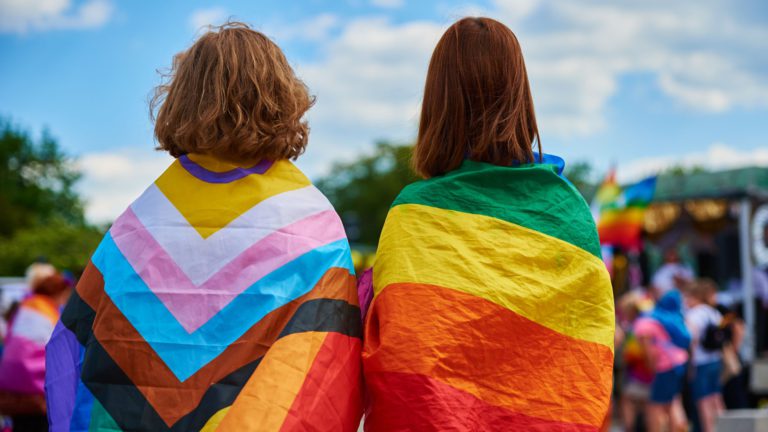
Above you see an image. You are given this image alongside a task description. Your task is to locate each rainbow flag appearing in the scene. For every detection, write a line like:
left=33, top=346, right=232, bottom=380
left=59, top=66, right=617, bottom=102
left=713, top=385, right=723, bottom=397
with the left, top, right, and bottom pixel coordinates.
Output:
left=363, top=159, right=615, bottom=431
left=594, top=174, right=657, bottom=251
left=45, top=154, right=363, bottom=431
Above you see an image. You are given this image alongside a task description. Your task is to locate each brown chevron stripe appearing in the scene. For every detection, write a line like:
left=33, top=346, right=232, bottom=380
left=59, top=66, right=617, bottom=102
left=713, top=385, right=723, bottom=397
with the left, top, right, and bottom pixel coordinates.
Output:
left=74, top=262, right=358, bottom=426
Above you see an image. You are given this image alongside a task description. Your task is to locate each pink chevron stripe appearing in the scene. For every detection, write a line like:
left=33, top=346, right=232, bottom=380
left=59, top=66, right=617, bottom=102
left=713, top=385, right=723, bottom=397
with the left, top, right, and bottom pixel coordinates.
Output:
left=110, top=208, right=346, bottom=333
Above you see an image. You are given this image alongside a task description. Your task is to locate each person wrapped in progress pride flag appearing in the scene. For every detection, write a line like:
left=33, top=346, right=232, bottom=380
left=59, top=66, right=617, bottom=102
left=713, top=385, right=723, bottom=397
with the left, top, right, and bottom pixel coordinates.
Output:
left=45, top=22, right=363, bottom=432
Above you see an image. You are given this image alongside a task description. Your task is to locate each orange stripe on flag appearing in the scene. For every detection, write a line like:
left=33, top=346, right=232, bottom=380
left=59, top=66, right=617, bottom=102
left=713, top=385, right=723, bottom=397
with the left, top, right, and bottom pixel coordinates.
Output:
left=363, top=283, right=613, bottom=427
left=280, top=333, right=363, bottom=431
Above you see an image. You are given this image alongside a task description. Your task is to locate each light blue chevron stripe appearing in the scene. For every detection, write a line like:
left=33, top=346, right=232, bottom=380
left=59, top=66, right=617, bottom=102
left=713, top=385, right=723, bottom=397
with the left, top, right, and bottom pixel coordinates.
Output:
left=91, top=234, right=353, bottom=382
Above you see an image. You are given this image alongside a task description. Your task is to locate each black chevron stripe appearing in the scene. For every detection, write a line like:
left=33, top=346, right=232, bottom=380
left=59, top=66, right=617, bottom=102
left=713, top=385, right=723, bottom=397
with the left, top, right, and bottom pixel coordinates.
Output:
left=60, top=292, right=361, bottom=431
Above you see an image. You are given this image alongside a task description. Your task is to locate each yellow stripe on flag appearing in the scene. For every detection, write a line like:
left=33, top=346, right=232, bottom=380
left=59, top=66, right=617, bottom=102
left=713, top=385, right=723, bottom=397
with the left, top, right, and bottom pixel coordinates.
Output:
left=155, top=160, right=311, bottom=238
left=374, top=204, right=614, bottom=349
left=216, top=332, right=327, bottom=431
left=201, top=407, right=230, bottom=432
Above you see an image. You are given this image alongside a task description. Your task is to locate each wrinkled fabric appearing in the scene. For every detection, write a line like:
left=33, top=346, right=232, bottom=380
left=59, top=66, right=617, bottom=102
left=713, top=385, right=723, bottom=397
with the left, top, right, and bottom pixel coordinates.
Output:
left=363, top=159, right=615, bottom=431
left=45, top=154, right=363, bottom=431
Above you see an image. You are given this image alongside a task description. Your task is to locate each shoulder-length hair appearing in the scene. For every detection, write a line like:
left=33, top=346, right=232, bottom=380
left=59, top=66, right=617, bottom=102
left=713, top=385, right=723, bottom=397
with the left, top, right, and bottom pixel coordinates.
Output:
left=413, top=17, right=540, bottom=178
left=151, top=22, right=314, bottom=162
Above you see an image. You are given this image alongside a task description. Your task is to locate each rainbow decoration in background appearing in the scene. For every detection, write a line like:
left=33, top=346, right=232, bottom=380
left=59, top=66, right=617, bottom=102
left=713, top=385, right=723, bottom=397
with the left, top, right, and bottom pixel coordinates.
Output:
left=45, top=154, right=363, bottom=431
left=593, top=170, right=657, bottom=251
left=363, top=158, right=615, bottom=431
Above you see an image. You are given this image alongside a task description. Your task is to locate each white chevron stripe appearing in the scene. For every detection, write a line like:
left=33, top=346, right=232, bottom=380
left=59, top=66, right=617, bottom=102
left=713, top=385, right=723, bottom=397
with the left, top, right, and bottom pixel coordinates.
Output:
left=128, top=185, right=334, bottom=285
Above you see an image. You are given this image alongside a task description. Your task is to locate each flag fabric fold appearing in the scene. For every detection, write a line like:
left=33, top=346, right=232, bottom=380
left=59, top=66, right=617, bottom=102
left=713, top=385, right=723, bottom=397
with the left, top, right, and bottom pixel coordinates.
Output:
left=363, top=159, right=615, bottom=431
left=45, top=154, right=363, bottom=432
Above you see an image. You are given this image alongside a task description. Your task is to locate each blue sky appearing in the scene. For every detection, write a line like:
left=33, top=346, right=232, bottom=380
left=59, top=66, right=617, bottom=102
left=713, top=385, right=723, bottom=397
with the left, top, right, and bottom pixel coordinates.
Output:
left=1, top=0, right=767, bottom=222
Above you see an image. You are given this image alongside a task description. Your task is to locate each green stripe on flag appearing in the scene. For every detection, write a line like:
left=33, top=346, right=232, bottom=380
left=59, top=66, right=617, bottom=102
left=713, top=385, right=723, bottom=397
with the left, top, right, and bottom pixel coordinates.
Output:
left=392, top=160, right=601, bottom=258
left=89, top=397, right=121, bottom=432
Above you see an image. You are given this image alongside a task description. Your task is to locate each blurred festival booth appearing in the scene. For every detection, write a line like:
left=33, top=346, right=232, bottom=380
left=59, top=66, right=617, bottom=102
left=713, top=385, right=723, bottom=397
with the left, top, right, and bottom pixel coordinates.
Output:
left=595, top=164, right=768, bottom=395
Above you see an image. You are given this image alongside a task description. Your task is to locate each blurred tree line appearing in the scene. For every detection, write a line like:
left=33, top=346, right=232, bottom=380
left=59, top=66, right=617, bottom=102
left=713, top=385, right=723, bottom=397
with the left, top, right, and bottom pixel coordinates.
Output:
left=316, top=142, right=598, bottom=247
left=316, top=142, right=419, bottom=246
left=0, top=118, right=103, bottom=275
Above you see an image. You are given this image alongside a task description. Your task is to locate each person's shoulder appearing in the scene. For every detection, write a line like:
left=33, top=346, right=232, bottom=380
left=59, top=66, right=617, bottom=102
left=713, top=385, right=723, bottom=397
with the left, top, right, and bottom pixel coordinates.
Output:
left=391, top=161, right=602, bottom=258
left=706, top=304, right=723, bottom=321
left=685, top=304, right=706, bottom=321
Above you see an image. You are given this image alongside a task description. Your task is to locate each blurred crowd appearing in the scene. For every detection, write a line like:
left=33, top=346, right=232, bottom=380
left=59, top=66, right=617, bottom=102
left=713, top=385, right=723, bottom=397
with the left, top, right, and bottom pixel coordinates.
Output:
left=614, top=249, right=767, bottom=432
left=0, top=262, right=74, bottom=432
left=0, top=251, right=765, bottom=432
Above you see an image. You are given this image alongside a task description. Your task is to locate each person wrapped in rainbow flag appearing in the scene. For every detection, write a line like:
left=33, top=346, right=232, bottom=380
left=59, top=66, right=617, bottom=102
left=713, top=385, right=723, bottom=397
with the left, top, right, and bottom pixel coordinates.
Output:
left=45, top=23, right=362, bottom=432
left=361, top=18, right=615, bottom=431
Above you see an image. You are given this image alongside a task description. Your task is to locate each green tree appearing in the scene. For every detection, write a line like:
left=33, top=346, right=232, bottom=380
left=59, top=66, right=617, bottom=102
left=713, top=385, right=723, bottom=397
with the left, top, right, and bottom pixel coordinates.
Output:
left=0, top=219, right=103, bottom=275
left=316, top=142, right=418, bottom=247
left=0, top=118, right=85, bottom=237
left=0, top=117, right=103, bottom=275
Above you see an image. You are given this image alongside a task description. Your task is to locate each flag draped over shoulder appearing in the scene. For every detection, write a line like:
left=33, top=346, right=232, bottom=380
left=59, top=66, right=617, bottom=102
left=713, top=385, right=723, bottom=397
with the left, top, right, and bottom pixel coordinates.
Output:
left=45, top=154, right=363, bottom=432
left=363, top=159, right=615, bottom=431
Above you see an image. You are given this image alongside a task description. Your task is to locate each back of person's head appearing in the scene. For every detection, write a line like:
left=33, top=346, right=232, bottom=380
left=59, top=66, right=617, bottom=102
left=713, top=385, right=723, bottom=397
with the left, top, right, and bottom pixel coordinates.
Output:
left=663, top=248, right=680, bottom=264
left=655, top=289, right=683, bottom=313
left=413, top=17, right=540, bottom=178
left=33, top=273, right=72, bottom=299
left=151, top=22, right=314, bottom=162
left=25, top=262, right=56, bottom=292
left=685, top=278, right=718, bottom=304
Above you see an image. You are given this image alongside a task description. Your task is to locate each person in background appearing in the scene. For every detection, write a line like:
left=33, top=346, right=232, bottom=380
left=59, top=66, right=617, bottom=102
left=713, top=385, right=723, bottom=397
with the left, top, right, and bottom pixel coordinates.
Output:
left=711, top=288, right=749, bottom=409
left=618, top=291, right=654, bottom=431
left=651, top=248, right=693, bottom=299
left=684, top=279, right=725, bottom=432
left=23, top=263, right=55, bottom=294
left=635, top=290, right=691, bottom=432
left=753, top=266, right=768, bottom=356
left=0, top=273, right=72, bottom=432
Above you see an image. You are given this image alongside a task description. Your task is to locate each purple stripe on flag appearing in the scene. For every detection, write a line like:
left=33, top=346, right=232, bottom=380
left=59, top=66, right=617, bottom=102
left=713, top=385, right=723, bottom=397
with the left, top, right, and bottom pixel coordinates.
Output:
left=179, top=155, right=273, bottom=183
left=45, top=321, right=82, bottom=432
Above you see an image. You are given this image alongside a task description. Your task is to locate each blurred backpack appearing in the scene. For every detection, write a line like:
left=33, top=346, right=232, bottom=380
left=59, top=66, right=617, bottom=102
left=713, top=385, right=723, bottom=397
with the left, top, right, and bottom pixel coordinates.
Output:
left=701, top=321, right=732, bottom=351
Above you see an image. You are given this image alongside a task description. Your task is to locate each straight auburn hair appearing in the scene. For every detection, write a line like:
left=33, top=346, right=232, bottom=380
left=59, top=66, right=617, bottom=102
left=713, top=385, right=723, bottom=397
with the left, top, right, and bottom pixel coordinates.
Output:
left=151, top=22, right=313, bottom=162
left=413, top=17, right=540, bottom=178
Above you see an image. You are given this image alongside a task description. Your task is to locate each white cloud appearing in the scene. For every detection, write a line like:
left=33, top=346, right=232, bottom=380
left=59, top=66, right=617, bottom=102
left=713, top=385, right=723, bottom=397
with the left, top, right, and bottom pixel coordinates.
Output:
left=77, top=149, right=171, bottom=223
left=263, top=13, right=340, bottom=42
left=291, top=0, right=768, bottom=171
left=0, top=0, right=112, bottom=33
left=188, top=7, right=228, bottom=32
left=491, top=0, right=541, bottom=23
left=504, top=0, right=768, bottom=134
left=295, top=17, right=442, bottom=176
left=618, top=143, right=768, bottom=183
left=370, top=0, right=404, bottom=9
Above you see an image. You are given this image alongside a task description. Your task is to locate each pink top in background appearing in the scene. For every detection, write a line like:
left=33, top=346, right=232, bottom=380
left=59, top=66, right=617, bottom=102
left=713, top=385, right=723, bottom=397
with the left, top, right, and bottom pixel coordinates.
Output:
left=633, top=316, right=688, bottom=373
left=0, top=295, right=60, bottom=395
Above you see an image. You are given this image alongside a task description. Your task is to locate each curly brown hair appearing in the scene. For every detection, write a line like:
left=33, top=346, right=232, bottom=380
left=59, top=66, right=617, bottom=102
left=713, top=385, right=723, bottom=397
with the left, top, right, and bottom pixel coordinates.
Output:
left=151, top=22, right=314, bottom=161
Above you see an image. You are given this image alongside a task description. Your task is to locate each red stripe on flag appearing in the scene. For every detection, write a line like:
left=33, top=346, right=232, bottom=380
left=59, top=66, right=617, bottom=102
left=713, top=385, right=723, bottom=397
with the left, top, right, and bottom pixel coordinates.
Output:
left=280, top=333, right=364, bottom=432
left=364, top=372, right=599, bottom=432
